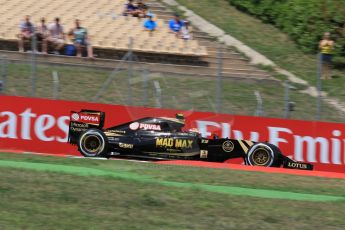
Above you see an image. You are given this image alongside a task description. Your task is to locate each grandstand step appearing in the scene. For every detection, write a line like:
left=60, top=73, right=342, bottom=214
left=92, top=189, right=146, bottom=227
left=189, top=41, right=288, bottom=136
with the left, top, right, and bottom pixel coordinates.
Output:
left=200, top=56, right=255, bottom=66
left=202, top=47, right=245, bottom=57
left=0, top=50, right=275, bottom=82
left=0, top=40, right=263, bottom=75
left=206, top=61, right=261, bottom=70
left=193, top=34, right=218, bottom=42
left=205, top=51, right=249, bottom=60
left=0, top=40, right=245, bottom=67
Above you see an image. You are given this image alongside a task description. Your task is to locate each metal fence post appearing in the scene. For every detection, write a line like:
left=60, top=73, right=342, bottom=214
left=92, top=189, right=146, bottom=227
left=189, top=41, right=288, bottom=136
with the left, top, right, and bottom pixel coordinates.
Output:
left=127, top=37, right=133, bottom=105
left=93, top=48, right=132, bottom=102
left=316, top=53, right=322, bottom=120
left=142, top=69, right=148, bottom=106
left=31, top=34, right=37, bottom=97
left=284, top=81, right=290, bottom=119
left=52, top=71, right=59, bottom=99
left=254, top=91, right=263, bottom=116
left=153, top=81, right=162, bottom=108
left=216, top=45, right=223, bottom=114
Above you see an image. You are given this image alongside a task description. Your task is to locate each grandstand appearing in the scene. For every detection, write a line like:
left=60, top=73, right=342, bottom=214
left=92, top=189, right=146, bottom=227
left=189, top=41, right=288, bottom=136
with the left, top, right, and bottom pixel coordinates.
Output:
left=0, top=0, right=207, bottom=55
left=0, top=0, right=273, bottom=81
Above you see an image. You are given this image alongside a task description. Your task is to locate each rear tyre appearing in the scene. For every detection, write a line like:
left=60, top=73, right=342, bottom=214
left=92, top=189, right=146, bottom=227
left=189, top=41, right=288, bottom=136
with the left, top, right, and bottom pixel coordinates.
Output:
left=245, top=143, right=280, bottom=167
left=78, top=129, right=108, bottom=157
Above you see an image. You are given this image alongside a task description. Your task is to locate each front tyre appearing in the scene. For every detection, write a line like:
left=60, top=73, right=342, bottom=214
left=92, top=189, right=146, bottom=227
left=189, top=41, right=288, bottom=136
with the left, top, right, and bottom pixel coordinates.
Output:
left=245, top=143, right=280, bottom=167
left=78, top=129, right=108, bottom=157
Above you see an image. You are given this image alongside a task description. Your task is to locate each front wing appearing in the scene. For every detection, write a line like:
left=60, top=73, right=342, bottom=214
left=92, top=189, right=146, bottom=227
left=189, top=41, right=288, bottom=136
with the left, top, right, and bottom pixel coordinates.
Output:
left=282, top=157, right=313, bottom=170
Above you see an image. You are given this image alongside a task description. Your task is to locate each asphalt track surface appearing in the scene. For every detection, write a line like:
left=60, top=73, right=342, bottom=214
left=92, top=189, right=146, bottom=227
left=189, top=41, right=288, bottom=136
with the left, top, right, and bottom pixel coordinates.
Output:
left=1, top=152, right=345, bottom=202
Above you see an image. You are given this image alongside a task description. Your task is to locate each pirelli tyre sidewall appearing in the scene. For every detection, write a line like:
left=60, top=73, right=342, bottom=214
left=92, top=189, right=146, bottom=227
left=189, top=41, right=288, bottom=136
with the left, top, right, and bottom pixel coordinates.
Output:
left=246, top=143, right=279, bottom=167
left=78, top=129, right=108, bottom=157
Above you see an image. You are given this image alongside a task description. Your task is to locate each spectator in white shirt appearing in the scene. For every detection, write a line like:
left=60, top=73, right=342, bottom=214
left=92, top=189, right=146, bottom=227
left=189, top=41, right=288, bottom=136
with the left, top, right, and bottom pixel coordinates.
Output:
left=47, top=17, right=65, bottom=54
left=180, top=21, right=192, bottom=40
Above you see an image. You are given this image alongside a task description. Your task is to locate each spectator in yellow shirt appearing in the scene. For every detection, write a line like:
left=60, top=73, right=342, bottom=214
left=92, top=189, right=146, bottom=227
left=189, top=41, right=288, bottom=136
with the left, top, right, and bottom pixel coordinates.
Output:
left=319, top=32, right=335, bottom=80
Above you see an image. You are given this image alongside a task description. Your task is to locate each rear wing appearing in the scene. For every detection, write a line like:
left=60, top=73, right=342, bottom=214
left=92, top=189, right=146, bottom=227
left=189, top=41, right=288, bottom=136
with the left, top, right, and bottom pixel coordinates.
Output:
left=68, top=110, right=105, bottom=144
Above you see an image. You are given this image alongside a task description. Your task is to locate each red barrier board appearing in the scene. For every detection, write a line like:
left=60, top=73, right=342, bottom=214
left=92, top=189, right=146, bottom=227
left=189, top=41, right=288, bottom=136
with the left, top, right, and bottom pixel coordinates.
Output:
left=0, top=95, right=345, bottom=173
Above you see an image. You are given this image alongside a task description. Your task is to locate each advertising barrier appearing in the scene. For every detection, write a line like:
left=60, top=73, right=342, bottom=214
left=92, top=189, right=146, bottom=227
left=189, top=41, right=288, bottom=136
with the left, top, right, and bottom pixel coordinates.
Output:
left=1, top=95, right=345, bottom=173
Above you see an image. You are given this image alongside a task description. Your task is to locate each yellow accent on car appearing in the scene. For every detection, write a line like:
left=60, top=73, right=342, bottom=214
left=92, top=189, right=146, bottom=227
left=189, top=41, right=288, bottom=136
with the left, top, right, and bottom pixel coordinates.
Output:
left=245, top=140, right=254, bottom=147
left=238, top=140, right=249, bottom=153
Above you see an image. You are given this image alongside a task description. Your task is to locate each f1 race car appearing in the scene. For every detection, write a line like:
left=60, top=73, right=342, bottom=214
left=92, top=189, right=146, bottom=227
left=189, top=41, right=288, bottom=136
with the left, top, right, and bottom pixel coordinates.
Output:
left=68, top=110, right=313, bottom=170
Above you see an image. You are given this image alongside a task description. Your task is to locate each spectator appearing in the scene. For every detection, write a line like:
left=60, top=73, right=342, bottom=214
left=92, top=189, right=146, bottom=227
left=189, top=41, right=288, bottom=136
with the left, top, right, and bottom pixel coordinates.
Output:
left=319, top=32, right=335, bottom=79
left=69, top=19, right=93, bottom=58
left=48, top=17, right=65, bottom=55
left=18, top=15, right=34, bottom=52
left=143, top=13, right=157, bottom=32
left=169, top=13, right=184, bottom=37
left=180, top=20, right=192, bottom=40
left=137, top=0, right=149, bottom=18
left=123, top=0, right=140, bottom=17
left=35, top=17, right=49, bottom=54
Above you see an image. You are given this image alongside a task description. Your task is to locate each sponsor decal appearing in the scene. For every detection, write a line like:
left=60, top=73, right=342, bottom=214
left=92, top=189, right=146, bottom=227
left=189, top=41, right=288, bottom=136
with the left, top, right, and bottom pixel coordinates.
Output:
left=283, top=161, right=314, bottom=170
left=129, top=122, right=140, bottom=130
left=201, top=139, right=209, bottom=144
left=222, top=140, right=234, bottom=152
left=70, top=112, right=100, bottom=125
left=70, top=122, right=88, bottom=128
left=130, top=122, right=161, bottom=131
left=0, top=108, right=69, bottom=142
left=288, top=162, right=307, bottom=169
left=70, top=127, right=87, bottom=132
left=107, top=137, right=120, bottom=141
left=71, top=113, right=80, bottom=121
left=156, top=138, right=193, bottom=149
left=166, top=149, right=183, bottom=153
left=139, top=123, right=161, bottom=131
left=119, top=143, right=134, bottom=149
left=284, top=161, right=312, bottom=170
left=107, top=130, right=126, bottom=134
left=79, top=113, right=100, bottom=125
left=200, top=150, right=208, bottom=158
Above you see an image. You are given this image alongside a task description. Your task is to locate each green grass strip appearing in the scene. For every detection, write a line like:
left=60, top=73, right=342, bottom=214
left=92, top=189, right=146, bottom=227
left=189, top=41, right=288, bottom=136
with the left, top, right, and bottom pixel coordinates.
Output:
left=0, top=160, right=343, bottom=202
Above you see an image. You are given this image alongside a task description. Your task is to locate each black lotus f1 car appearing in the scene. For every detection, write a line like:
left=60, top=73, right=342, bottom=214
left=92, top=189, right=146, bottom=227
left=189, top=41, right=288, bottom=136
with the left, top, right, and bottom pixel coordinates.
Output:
left=68, top=110, right=313, bottom=170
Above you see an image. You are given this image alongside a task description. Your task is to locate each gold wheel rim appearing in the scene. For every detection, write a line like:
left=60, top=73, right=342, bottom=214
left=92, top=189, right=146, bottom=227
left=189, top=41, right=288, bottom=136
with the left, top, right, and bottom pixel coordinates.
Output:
left=251, top=148, right=270, bottom=166
left=83, top=135, right=102, bottom=153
